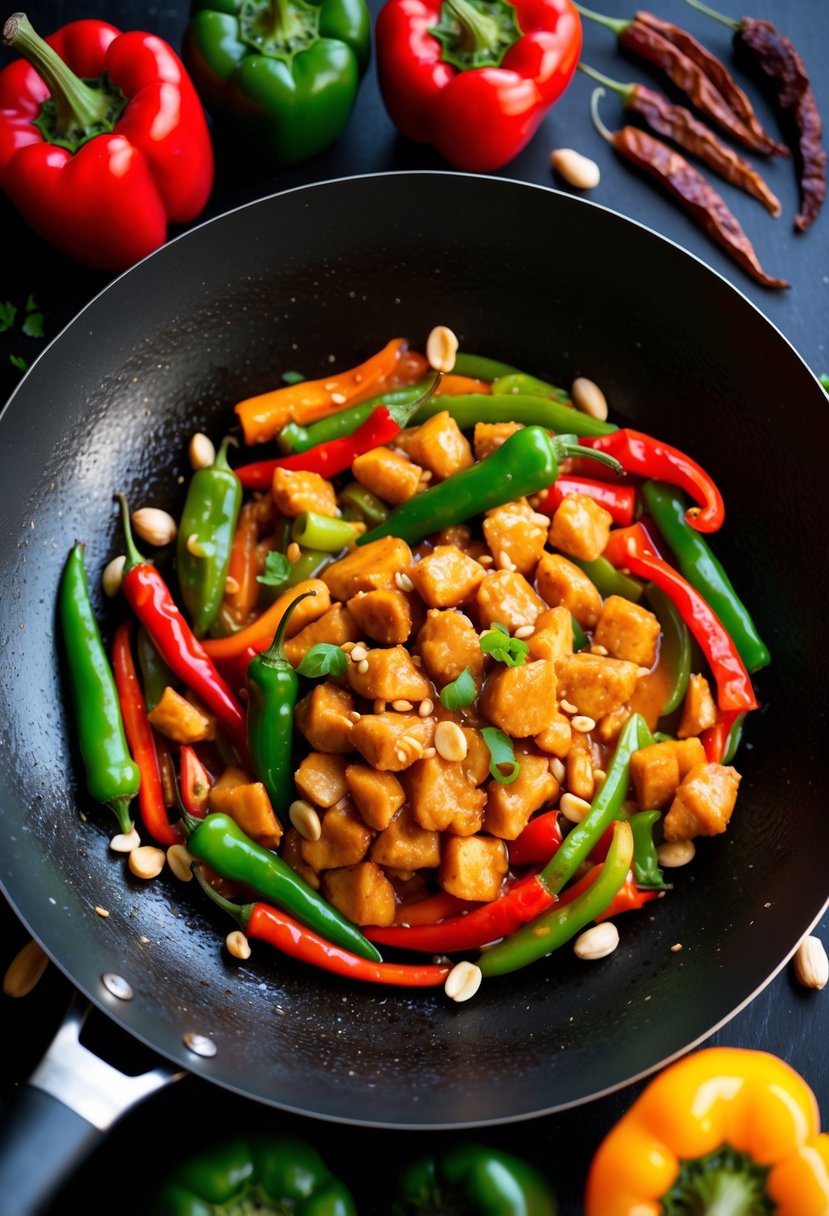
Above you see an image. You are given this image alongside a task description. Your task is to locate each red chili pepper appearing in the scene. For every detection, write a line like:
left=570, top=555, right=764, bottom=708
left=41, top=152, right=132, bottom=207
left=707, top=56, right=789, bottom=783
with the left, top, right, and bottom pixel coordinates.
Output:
left=111, top=620, right=181, bottom=845
left=578, top=429, right=724, bottom=533
left=538, top=475, right=636, bottom=525
left=179, top=745, right=212, bottom=818
left=508, top=810, right=564, bottom=867
left=563, top=865, right=663, bottom=921
left=700, top=708, right=741, bottom=763
left=603, top=523, right=757, bottom=713
left=117, top=495, right=249, bottom=760
left=375, top=0, right=581, bottom=172
left=233, top=405, right=405, bottom=491
left=393, top=890, right=476, bottom=926
left=0, top=15, right=213, bottom=270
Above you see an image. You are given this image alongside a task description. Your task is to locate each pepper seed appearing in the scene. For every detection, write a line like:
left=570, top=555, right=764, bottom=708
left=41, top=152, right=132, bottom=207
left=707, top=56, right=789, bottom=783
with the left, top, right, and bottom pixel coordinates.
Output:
left=559, top=699, right=579, bottom=715
left=289, top=799, right=322, bottom=841
left=444, top=960, right=482, bottom=1003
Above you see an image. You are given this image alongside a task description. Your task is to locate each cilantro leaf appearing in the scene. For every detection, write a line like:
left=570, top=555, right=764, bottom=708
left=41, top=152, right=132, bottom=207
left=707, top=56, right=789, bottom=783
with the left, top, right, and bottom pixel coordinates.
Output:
left=439, top=667, right=477, bottom=711
left=9, top=355, right=28, bottom=371
left=281, top=370, right=305, bottom=385
left=257, top=551, right=292, bottom=589
left=21, top=311, right=44, bottom=339
left=479, top=622, right=529, bottom=667
left=0, top=302, right=17, bottom=333
left=296, top=643, right=348, bottom=679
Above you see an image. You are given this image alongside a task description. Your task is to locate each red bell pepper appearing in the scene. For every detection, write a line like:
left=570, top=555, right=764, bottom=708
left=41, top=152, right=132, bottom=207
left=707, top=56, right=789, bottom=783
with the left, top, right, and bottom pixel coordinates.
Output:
left=0, top=14, right=213, bottom=270
left=375, top=0, right=581, bottom=171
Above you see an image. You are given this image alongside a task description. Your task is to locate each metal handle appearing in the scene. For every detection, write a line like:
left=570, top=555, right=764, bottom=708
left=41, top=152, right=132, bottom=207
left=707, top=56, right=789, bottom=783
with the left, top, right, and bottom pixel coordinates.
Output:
left=0, top=1000, right=182, bottom=1216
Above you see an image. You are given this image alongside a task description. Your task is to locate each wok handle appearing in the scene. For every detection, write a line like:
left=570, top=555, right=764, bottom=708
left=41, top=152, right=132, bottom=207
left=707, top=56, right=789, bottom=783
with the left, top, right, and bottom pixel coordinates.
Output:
left=0, top=999, right=182, bottom=1216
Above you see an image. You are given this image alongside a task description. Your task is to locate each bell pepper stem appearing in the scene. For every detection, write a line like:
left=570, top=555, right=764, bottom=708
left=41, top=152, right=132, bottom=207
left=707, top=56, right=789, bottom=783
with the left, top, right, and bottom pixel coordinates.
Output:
left=3, top=13, right=117, bottom=137
left=573, top=3, right=628, bottom=36
left=578, top=61, right=634, bottom=103
left=192, top=862, right=252, bottom=930
left=258, top=589, right=316, bottom=667
left=683, top=0, right=739, bottom=31
left=441, top=0, right=502, bottom=55
left=115, top=493, right=147, bottom=572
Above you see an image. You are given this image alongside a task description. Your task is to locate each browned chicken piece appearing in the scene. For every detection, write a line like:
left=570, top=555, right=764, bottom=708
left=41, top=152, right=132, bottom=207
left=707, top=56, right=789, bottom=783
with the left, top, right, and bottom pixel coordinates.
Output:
left=293, top=753, right=349, bottom=809
left=415, top=609, right=484, bottom=687
left=344, top=764, right=406, bottom=830
left=476, top=569, right=547, bottom=631
left=677, top=674, right=718, bottom=738
left=483, top=498, right=548, bottom=576
left=473, top=421, right=523, bottom=460
left=479, top=659, right=558, bottom=738
left=271, top=467, right=338, bottom=518
left=439, top=835, right=508, bottom=902
left=405, top=755, right=487, bottom=836
left=548, top=493, right=613, bottom=562
left=295, top=682, right=356, bottom=753
left=323, top=536, right=413, bottom=600
left=208, top=768, right=282, bottom=850
left=663, top=763, right=741, bottom=842
left=534, top=713, right=573, bottom=758
left=409, top=544, right=484, bottom=608
left=348, top=588, right=417, bottom=645
left=148, top=685, right=215, bottom=744
left=281, top=828, right=321, bottom=889
left=351, top=446, right=422, bottom=504
left=594, top=595, right=662, bottom=668
left=566, top=731, right=596, bottom=801
left=371, top=806, right=441, bottom=869
left=536, top=553, right=603, bottom=629
left=555, top=653, right=639, bottom=720
left=346, top=645, right=432, bottom=701
left=349, top=712, right=435, bottom=772
left=406, top=409, right=474, bottom=480
left=284, top=603, right=361, bottom=666
left=630, top=742, right=681, bottom=810
left=322, top=861, right=396, bottom=927
left=668, top=736, right=707, bottom=777
left=300, top=803, right=375, bottom=870
left=595, top=706, right=632, bottom=745
left=458, top=724, right=491, bottom=785
left=527, top=606, right=575, bottom=663
left=485, top=750, right=558, bottom=839
left=431, top=524, right=472, bottom=549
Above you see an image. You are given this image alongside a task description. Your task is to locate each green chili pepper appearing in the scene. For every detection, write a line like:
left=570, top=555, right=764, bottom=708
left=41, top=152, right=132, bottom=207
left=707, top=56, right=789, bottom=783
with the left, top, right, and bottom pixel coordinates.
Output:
left=59, top=544, right=139, bottom=834
left=478, top=819, right=634, bottom=977
left=158, top=1133, right=357, bottom=1216
left=177, top=436, right=242, bottom=638
left=338, top=481, right=390, bottom=526
left=135, top=624, right=175, bottom=712
left=277, top=385, right=429, bottom=454
left=491, top=371, right=570, bottom=403
left=641, top=481, right=770, bottom=673
left=629, top=810, right=669, bottom=891
left=292, top=511, right=360, bottom=551
left=452, top=352, right=523, bottom=380
left=246, top=590, right=314, bottom=820
left=183, top=809, right=381, bottom=962
left=722, top=712, right=746, bottom=764
left=571, top=555, right=645, bottom=602
left=645, top=583, right=691, bottom=718
left=359, top=427, right=622, bottom=548
left=540, top=713, right=653, bottom=896
left=571, top=615, right=589, bottom=651
left=392, top=1143, right=557, bottom=1215
left=410, top=393, right=617, bottom=437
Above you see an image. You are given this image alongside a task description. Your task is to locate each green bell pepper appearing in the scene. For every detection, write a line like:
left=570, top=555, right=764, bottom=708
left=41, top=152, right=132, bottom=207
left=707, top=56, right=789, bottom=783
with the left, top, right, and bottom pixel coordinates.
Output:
left=158, top=1134, right=357, bottom=1216
left=183, top=0, right=371, bottom=165
left=393, top=1143, right=557, bottom=1216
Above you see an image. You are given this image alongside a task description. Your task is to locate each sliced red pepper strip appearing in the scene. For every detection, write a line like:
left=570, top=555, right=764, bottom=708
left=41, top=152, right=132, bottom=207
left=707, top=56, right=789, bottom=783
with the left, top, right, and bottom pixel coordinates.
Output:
left=603, top=524, right=757, bottom=713
left=393, top=890, right=476, bottom=926
left=700, top=708, right=741, bottom=763
left=538, top=475, right=636, bottom=525
left=233, top=405, right=403, bottom=490
left=111, top=619, right=181, bottom=845
left=579, top=429, right=724, bottom=533
left=179, top=744, right=212, bottom=819
left=508, top=810, right=564, bottom=867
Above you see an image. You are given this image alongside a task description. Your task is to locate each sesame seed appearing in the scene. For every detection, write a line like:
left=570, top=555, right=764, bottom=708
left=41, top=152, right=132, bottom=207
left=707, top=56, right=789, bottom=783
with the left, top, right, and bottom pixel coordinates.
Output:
left=560, top=699, right=578, bottom=715
left=330, top=392, right=347, bottom=404
left=392, top=699, right=413, bottom=711
left=350, top=644, right=368, bottom=662
left=418, top=699, right=434, bottom=717
left=514, top=624, right=534, bottom=639
left=395, top=749, right=408, bottom=763
left=497, top=549, right=516, bottom=571
left=95, top=906, right=110, bottom=918
left=422, top=747, right=437, bottom=759
left=347, top=710, right=361, bottom=722
left=357, top=659, right=369, bottom=674
left=590, top=644, right=609, bottom=656
left=395, top=571, right=414, bottom=591
left=572, top=715, right=595, bottom=733
left=478, top=554, right=494, bottom=566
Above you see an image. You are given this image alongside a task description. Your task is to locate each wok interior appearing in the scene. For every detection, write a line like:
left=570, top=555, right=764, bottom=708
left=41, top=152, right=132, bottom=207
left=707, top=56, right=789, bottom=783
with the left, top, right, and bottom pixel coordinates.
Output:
left=0, top=172, right=827, bottom=1127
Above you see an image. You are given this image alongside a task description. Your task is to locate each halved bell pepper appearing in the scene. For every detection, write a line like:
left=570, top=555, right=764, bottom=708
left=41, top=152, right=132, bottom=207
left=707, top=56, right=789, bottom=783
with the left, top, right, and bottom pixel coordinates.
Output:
left=393, top=1143, right=557, bottom=1215
left=183, top=0, right=371, bottom=165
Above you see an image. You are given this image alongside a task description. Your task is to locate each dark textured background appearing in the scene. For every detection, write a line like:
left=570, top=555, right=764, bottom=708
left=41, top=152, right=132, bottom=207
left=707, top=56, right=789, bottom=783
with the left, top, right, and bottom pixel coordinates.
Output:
left=1, top=1, right=827, bottom=1212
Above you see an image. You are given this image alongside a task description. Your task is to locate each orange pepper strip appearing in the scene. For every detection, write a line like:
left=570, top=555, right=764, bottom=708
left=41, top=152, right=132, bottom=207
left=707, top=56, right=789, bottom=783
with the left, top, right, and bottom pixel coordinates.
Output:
left=217, top=501, right=261, bottom=632
left=435, top=374, right=492, bottom=396
left=585, top=1047, right=829, bottom=1216
left=201, top=578, right=329, bottom=662
left=235, top=338, right=408, bottom=444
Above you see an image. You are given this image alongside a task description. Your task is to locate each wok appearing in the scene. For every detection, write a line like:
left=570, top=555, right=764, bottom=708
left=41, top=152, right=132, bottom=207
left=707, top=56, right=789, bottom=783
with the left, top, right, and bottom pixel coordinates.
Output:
left=1, top=170, right=828, bottom=1212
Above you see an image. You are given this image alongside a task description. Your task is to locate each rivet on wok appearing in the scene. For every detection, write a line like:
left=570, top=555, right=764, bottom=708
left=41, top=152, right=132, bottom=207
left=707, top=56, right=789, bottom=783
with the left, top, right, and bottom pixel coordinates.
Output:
left=184, top=1032, right=217, bottom=1058
left=102, top=972, right=134, bottom=1001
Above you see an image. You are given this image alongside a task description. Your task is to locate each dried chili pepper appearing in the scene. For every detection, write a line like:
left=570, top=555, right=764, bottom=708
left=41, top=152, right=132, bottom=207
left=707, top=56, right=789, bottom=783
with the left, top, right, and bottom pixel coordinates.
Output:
left=579, top=63, right=781, bottom=215
left=590, top=88, right=789, bottom=289
left=686, top=0, right=826, bottom=232
left=575, top=4, right=782, bottom=155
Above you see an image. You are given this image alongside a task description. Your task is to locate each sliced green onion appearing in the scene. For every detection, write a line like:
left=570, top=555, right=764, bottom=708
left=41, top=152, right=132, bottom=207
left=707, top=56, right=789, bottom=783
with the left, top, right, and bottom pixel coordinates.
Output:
left=291, top=512, right=359, bottom=552
left=481, top=727, right=520, bottom=784
left=439, top=667, right=477, bottom=711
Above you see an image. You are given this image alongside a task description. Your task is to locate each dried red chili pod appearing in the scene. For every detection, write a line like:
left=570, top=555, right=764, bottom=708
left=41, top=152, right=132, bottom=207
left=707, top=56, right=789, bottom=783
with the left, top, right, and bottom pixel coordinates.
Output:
left=686, top=0, right=826, bottom=232
left=579, top=63, right=781, bottom=215
left=590, top=88, right=789, bottom=289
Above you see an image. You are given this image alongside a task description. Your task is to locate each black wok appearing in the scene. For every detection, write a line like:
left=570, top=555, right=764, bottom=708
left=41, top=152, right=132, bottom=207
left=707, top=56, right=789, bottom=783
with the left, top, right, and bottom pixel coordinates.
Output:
left=1, top=171, right=827, bottom=1211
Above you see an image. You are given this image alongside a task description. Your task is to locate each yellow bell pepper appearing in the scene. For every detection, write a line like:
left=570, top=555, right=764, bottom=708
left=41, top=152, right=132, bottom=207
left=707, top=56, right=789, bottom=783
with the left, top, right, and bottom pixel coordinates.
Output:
left=585, top=1047, right=829, bottom=1215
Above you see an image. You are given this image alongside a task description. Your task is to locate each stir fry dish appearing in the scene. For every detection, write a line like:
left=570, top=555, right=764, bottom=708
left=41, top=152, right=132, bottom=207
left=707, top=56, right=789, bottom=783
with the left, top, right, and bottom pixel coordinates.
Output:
left=59, top=328, right=768, bottom=1003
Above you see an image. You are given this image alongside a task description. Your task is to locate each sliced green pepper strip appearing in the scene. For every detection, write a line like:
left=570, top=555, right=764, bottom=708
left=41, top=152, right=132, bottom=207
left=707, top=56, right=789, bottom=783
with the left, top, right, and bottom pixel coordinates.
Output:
left=478, top=820, right=634, bottom=977
left=452, top=351, right=523, bottom=380
left=283, top=547, right=334, bottom=588
left=338, top=481, right=390, bottom=525
left=645, top=582, right=692, bottom=717
left=183, top=810, right=382, bottom=963
left=491, top=371, right=570, bottom=403
left=176, top=435, right=243, bottom=638
left=722, top=712, right=746, bottom=764
left=292, top=512, right=360, bottom=551
left=641, top=481, right=770, bottom=673
left=135, top=624, right=176, bottom=712
left=359, top=427, right=622, bottom=547
left=571, top=615, right=589, bottom=651
left=277, top=384, right=428, bottom=454
left=572, top=555, right=645, bottom=602
left=630, top=810, right=669, bottom=891
left=410, top=393, right=618, bottom=437
left=393, top=1143, right=558, bottom=1215
left=540, top=712, right=653, bottom=896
